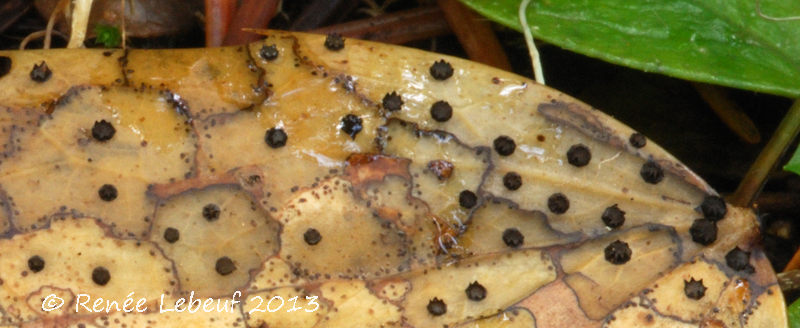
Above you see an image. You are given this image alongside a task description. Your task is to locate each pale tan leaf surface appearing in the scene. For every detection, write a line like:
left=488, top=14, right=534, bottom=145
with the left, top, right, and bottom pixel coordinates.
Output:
left=0, top=30, right=786, bottom=327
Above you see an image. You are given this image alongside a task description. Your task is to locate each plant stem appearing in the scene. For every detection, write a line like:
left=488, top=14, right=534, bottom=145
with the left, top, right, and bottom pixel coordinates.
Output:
left=205, top=0, right=237, bottom=47
left=731, top=98, right=800, bottom=208
left=519, top=0, right=544, bottom=84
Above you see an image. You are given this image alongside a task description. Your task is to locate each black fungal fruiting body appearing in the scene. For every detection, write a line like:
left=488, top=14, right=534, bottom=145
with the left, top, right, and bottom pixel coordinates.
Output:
left=98, top=184, right=118, bottom=201
left=259, top=44, right=279, bottom=60
left=502, top=228, right=524, bottom=248
left=493, top=136, right=516, bottom=156
left=503, top=172, right=522, bottom=190
left=629, top=133, right=647, bottom=148
left=427, top=298, right=447, bottom=316
left=215, top=257, right=236, bottom=276
left=324, top=34, right=345, bottom=51
left=382, top=92, right=403, bottom=112
left=547, top=193, right=570, bottom=214
left=566, top=144, right=592, bottom=167
left=164, top=227, right=180, bottom=243
left=0, top=56, right=11, bottom=78
left=684, top=278, right=707, bottom=300
left=725, top=247, right=755, bottom=273
left=30, top=61, right=52, bottom=82
left=430, top=101, right=453, bottom=122
left=700, top=195, right=727, bottom=221
left=430, top=60, right=454, bottom=80
left=28, top=255, right=45, bottom=273
left=689, top=219, right=718, bottom=246
left=304, top=228, right=322, bottom=245
left=203, top=204, right=221, bottom=222
left=340, top=114, right=363, bottom=139
left=465, top=281, right=487, bottom=301
left=602, top=205, right=625, bottom=228
left=265, top=127, right=288, bottom=148
left=92, top=267, right=111, bottom=286
left=604, top=240, right=632, bottom=265
left=640, top=161, right=665, bottom=184
left=92, top=120, right=116, bottom=142
left=458, top=190, right=478, bottom=209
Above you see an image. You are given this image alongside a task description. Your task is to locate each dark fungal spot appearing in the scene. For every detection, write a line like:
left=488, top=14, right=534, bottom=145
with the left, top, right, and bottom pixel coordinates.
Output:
left=264, top=127, right=288, bottom=149
left=430, top=101, right=453, bottom=122
left=30, top=61, right=52, bottom=82
left=604, top=240, right=632, bottom=265
left=566, top=144, right=591, bottom=167
left=28, top=255, right=45, bottom=273
left=92, top=267, right=111, bottom=286
left=640, top=161, right=665, bottom=184
left=503, top=172, right=522, bottom=191
left=203, top=204, right=221, bottom=222
left=163, top=227, right=180, bottom=244
left=324, top=33, right=345, bottom=51
left=502, top=228, right=524, bottom=248
left=427, top=298, right=447, bottom=316
left=700, top=195, right=727, bottom=221
left=429, top=60, right=454, bottom=80
left=215, top=257, right=236, bottom=276
left=689, top=218, right=717, bottom=246
left=382, top=91, right=403, bottom=112
left=629, top=133, right=647, bottom=148
left=91, top=120, right=116, bottom=142
left=493, top=136, right=516, bottom=156
left=547, top=193, right=570, bottom=215
left=465, top=281, right=487, bottom=301
left=340, top=114, right=363, bottom=139
left=601, top=204, right=625, bottom=228
left=458, top=190, right=478, bottom=209
left=304, top=228, right=322, bottom=245
left=98, top=184, right=118, bottom=202
left=0, top=56, right=10, bottom=78
left=259, top=44, right=279, bottom=60
left=684, top=278, right=707, bottom=300
left=725, top=247, right=755, bottom=273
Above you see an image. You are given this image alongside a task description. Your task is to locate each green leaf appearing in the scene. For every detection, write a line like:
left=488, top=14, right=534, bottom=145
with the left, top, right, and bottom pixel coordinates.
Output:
left=94, top=24, right=121, bottom=48
left=786, top=144, right=800, bottom=175
left=789, top=296, right=800, bottom=328
left=459, top=0, right=800, bottom=98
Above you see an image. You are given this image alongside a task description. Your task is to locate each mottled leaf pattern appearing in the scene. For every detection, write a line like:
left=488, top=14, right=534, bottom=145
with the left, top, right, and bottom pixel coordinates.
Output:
left=0, top=31, right=786, bottom=327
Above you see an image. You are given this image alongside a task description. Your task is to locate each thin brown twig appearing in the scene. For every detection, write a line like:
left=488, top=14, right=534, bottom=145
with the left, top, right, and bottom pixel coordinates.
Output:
left=692, top=82, right=761, bottom=144
left=310, top=6, right=451, bottom=45
left=222, top=0, right=280, bottom=46
left=436, top=0, right=511, bottom=71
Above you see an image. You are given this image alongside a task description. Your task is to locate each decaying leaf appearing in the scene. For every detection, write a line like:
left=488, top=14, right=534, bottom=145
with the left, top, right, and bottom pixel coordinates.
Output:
left=0, top=30, right=787, bottom=327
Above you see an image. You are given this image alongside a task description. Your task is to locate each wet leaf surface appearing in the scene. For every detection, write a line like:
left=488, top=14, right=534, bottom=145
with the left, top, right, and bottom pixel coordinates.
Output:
left=0, top=30, right=787, bottom=327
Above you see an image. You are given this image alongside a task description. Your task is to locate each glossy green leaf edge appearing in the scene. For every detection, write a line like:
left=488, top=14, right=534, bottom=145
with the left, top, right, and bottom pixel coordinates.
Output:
left=460, top=0, right=800, bottom=98
left=785, top=144, right=800, bottom=176
left=789, top=296, right=800, bottom=328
